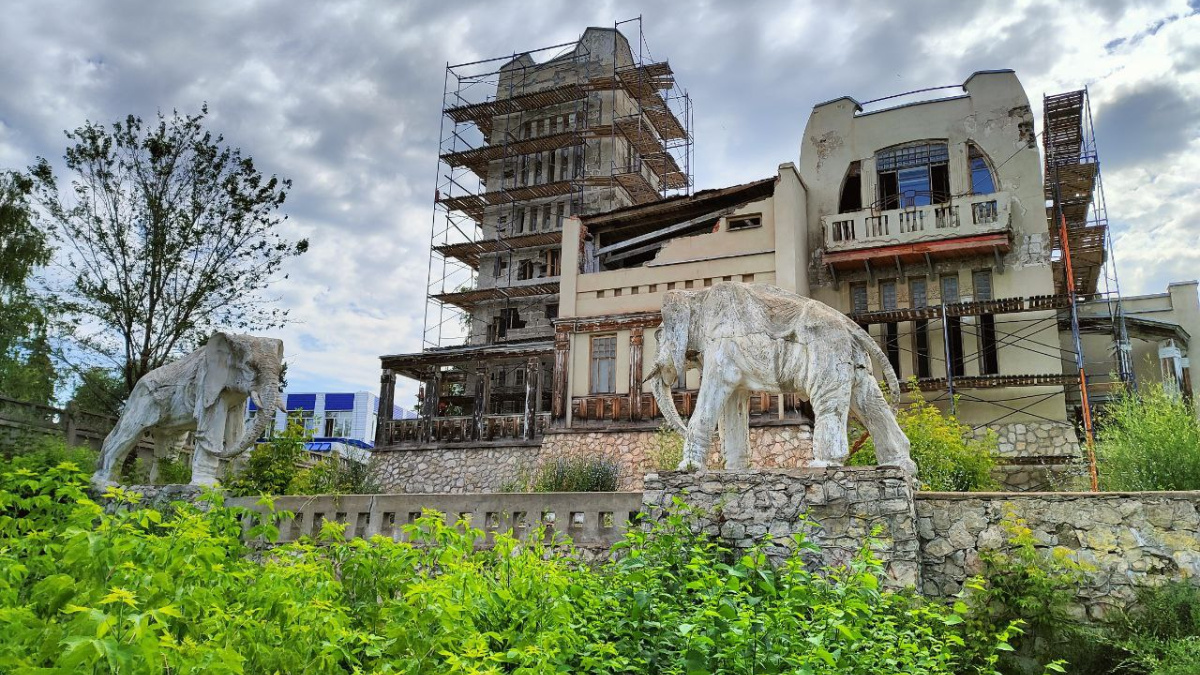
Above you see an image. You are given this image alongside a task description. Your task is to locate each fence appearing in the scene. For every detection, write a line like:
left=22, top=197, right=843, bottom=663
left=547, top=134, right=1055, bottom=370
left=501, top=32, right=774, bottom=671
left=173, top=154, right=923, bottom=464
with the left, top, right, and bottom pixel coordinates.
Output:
left=0, top=395, right=126, bottom=451
left=228, top=492, right=644, bottom=549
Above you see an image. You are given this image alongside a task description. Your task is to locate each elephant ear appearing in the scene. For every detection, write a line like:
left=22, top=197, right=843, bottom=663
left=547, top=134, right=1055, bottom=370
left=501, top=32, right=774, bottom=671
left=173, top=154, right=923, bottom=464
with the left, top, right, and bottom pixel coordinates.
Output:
left=662, top=292, right=692, bottom=388
left=199, top=332, right=234, bottom=413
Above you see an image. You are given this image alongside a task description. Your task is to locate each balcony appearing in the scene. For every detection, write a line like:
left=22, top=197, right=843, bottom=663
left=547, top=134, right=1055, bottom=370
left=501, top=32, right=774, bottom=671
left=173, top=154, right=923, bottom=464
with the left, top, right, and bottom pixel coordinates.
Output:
left=821, top=192, right=1012, bottom=270
left=381, top=413, right=552, bottom=446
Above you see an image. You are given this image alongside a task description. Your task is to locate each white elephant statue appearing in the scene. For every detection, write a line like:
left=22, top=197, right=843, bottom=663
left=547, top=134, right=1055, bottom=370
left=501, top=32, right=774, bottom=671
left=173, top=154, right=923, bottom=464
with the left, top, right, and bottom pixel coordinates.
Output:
left=646, top=282, right=916, bottom=474
left=92, top=332, right=287, bottom=487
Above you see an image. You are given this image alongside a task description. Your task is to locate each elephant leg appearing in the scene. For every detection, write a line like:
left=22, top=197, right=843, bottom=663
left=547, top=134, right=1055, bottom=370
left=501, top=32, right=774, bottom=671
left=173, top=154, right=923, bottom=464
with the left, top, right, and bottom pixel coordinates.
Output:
left=94, top=415, right=151, bottom=486
left=808, top=363, right=852, bottom=469
left=851, top=370, right=917, bottom=474
left=678, top=379, right=731, bottom=472
left=720, top=390, right=751, bottom=470
left=191, top=403, right=228, bottom=486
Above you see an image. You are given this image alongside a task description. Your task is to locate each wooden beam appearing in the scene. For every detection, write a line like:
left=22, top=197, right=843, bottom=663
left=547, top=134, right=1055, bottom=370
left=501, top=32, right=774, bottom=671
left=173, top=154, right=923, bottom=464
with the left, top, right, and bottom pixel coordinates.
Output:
left=595, top=205, right=735, bottom=256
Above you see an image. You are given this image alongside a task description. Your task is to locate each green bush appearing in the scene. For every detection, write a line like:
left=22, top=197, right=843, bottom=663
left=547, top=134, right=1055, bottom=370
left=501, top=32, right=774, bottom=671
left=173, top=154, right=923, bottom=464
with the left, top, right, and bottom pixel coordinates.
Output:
left=1, top=434, right=97, bottom=472
left=964, top=511, right=1087, bottom=674
left=0, top=458, right=1021, bottom=673
left=224, top=420, right=308, bottom=497
left=1095, top=382, right=1200, bottom=491
left=649, top=422, right=684, bottom=470
left=502, top=454, right=622, bottom=492
left=849, top=386, right=998, bottom=491
left=288, top=454, right=379, bottom=495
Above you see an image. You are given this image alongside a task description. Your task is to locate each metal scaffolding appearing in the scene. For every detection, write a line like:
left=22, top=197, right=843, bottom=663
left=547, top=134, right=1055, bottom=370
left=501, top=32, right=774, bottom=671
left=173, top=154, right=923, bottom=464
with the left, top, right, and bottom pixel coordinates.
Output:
left=421, top=18, right=693, bottom=351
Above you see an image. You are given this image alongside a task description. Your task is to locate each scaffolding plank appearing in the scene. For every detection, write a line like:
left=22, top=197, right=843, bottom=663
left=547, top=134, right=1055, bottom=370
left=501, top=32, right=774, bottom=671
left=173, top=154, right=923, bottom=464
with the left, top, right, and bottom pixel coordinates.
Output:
left=434, top=232, right=563, bottom=269
left=614, top=171, right=661, bottom=205
left=432, top=281, right=559, bottom=311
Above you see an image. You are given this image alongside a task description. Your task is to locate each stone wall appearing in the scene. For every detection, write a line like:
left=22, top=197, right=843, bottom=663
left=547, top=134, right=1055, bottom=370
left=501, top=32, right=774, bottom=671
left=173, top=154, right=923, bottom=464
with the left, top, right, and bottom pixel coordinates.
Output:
left=642, top=468, right=920, bottom=588
left=915, top=491, right=1200, bottom=618
left=976, top=421, right=1083, bottom=492
left=370, top=423, right=814, bottom=493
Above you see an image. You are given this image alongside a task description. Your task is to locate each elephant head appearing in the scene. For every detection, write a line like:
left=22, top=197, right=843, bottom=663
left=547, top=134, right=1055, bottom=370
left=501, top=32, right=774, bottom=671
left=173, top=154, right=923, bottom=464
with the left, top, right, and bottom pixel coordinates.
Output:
left=198, top=332, right=286, bottom=459
left=646, top=290, right=698, bottom=435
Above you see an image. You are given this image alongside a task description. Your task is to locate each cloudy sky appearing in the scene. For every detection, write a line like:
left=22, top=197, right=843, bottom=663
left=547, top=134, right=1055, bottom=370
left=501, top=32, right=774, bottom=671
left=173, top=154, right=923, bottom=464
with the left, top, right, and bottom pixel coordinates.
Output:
left=2, top=0, right=1198, bottom=405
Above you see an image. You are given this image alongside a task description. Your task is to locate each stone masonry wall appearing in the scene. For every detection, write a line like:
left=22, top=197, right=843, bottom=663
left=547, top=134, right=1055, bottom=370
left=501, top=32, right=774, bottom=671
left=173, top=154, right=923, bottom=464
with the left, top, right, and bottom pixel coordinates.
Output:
left=916, top=492, right=1200, bottom=618
left=643, top=468, right=920, bottom=588
left=975, top=422, right=1084, bottom=492
left=370, top=424, right=814, bottom=493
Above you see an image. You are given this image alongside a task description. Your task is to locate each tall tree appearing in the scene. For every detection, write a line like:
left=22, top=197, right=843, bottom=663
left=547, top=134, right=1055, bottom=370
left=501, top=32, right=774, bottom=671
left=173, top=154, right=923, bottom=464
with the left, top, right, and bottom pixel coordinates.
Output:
left=68, top=367, right=127, bottom=417
left=0, top=171, right=57, bottom=404
left=30, top=106, right=308, bottom=394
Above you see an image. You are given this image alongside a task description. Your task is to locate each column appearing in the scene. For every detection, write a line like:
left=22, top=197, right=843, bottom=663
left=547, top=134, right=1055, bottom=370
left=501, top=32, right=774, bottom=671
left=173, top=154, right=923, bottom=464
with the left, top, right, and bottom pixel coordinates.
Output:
left=423, top=369, right=441, bottom=442
left=374, top=369, right=395, bottom=447
left=524, top=357, right=539, bottom=439
left=629, top=327, right=644, bottom=421
left=552, top=324, right=571, bottom=420
left=473, top=366, right=486, bottom=441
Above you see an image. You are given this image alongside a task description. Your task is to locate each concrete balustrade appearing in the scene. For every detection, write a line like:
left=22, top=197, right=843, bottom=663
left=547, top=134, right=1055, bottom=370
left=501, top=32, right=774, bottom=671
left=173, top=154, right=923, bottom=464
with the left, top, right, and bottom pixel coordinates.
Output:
left=228, top=492, right=644, bottom=548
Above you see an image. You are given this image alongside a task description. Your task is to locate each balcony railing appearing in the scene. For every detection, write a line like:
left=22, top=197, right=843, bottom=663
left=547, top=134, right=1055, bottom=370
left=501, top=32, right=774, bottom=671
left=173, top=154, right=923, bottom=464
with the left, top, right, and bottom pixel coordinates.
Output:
left=570, top=391, right=811, bottom=425
left=382, top=413, right=551, bottom=446
left=823, top=192, right=1010, bottom=253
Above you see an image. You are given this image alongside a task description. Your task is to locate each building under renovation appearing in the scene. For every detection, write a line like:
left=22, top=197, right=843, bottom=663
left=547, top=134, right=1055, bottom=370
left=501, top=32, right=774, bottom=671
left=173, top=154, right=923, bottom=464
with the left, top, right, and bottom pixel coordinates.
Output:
left=370, top=26, right=1197, bottom=493
left=375, top=21, right=692, bottom=448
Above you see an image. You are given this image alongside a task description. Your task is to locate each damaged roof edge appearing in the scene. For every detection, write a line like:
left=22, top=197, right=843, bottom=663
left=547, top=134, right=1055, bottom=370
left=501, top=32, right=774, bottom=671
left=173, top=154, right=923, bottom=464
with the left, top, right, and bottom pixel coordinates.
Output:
left=814, top=69, right=1018, bottom=116
left=579, top=175, right=778, bottom=229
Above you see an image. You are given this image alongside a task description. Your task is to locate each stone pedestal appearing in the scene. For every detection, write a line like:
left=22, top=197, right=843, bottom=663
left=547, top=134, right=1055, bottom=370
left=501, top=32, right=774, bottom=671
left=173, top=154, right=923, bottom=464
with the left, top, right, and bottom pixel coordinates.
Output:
left=642, top=467, right=920, bottom=589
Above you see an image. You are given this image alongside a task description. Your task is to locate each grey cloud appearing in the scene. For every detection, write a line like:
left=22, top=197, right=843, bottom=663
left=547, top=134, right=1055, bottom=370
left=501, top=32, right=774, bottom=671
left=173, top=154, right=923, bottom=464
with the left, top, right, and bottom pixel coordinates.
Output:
left=1095, top=83, right=1198, bottom=169
left=3, top=0, right=1197, bottom=392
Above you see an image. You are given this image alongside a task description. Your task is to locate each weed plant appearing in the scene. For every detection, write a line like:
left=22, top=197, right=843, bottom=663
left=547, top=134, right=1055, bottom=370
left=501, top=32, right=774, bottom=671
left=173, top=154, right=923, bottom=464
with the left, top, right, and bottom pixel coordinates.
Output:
left=850, top=383, right=998, bottom=491
left=0, top=457, right=1021, bottom=673
left=501, top=454, right=621, bottom=492
left=1095, top=382, right=1200, bottom=491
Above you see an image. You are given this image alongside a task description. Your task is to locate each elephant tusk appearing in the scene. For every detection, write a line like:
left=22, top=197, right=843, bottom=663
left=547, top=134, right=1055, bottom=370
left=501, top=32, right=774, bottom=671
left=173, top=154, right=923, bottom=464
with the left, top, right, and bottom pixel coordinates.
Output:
left=642, top=364, right=662, bottom=385
left=250, top=390, right=264, bottom=410
left=276, top=396, right=287, bottom=413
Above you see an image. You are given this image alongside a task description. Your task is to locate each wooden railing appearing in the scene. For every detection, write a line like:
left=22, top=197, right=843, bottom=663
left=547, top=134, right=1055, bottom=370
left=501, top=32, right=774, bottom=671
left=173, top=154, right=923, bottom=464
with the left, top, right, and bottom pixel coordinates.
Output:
left=228, top=492, right=644, bottom=548
left=381, top=412, right=552, bottom=446
left=0, top=395, right=136, bottom=451
left=570, top=391, right=811, bottom=425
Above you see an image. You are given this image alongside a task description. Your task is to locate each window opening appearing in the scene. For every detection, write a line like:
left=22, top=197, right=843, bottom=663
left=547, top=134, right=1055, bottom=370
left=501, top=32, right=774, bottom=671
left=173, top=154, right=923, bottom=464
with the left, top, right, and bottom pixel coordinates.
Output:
left=590, top=335, right=617, bottom=394
left=881, top=280, right=901, bottom=375
left=877, top=142, right=949, bottom=208
left=910, top=278, right=931, bottom=378
left=974, top=270, right=999, bottom=375
left=941, top=275, right=964, bottom=377
left=839, top=161, right=863, bottom=213
left=545, top=303, right=558, bottom=320
left=728, top=215, right=762, bottom=231
left=969, top=144, right=996, bottom=195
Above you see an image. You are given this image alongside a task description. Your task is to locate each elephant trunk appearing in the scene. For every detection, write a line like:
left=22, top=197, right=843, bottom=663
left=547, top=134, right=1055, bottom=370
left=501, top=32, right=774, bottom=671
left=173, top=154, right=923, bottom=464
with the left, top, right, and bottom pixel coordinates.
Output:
left=650, top=369, right=688, bottom=434
left=213, top=376, right=280, bottom=459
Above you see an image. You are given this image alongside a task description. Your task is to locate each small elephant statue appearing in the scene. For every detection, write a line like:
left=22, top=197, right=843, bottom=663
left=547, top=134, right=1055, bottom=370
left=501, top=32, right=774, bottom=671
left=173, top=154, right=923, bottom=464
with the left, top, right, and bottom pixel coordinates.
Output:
left=645, top=282, right=916, bottom=474
left=92, top=332, right=287, bottom=487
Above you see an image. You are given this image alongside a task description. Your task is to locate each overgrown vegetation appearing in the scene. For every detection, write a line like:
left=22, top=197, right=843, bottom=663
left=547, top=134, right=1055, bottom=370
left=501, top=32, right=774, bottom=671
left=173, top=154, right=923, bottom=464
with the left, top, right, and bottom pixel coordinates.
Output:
left=849, top=385, right=999, bottom=491
left=0, top=457, right=1024, bottom=673
left=649, top=421, right=684, bottom=471
left=1095, top=382, right=1200, bottom=491
left=222, top=421, right=378, bottom=497
left=963, top=512, right=1087, bottom=674
left=500, top=454, right=622, bottom=492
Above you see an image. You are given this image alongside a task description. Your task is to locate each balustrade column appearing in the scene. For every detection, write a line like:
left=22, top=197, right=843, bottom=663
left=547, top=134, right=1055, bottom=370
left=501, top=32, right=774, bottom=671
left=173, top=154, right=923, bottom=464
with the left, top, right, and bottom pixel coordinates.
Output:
left=552, top=325, right=571, bottom=420
left=375, top=369, right=395, bottom=447
left=629, top=327, right=644, bottom=421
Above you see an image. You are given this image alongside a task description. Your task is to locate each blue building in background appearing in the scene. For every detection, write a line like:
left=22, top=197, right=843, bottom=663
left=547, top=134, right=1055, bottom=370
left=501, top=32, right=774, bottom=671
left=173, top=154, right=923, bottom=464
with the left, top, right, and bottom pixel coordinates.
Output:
left=248, top=391, right=418, bottom=448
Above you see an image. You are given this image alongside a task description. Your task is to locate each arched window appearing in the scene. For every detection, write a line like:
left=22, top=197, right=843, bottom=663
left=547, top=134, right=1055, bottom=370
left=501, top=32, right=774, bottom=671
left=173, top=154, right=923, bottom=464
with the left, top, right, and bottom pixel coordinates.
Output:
left=875, top=141, right=949, bottom=208
left=968, top=143, right=996, bottom=195
left=838, top=161, right=862, bottom=213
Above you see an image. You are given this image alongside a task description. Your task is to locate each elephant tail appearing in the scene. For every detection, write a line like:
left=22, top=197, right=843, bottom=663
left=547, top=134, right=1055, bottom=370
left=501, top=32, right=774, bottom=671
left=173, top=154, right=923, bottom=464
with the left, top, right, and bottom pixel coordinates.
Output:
left=850, top=326, right=902, bottom=404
